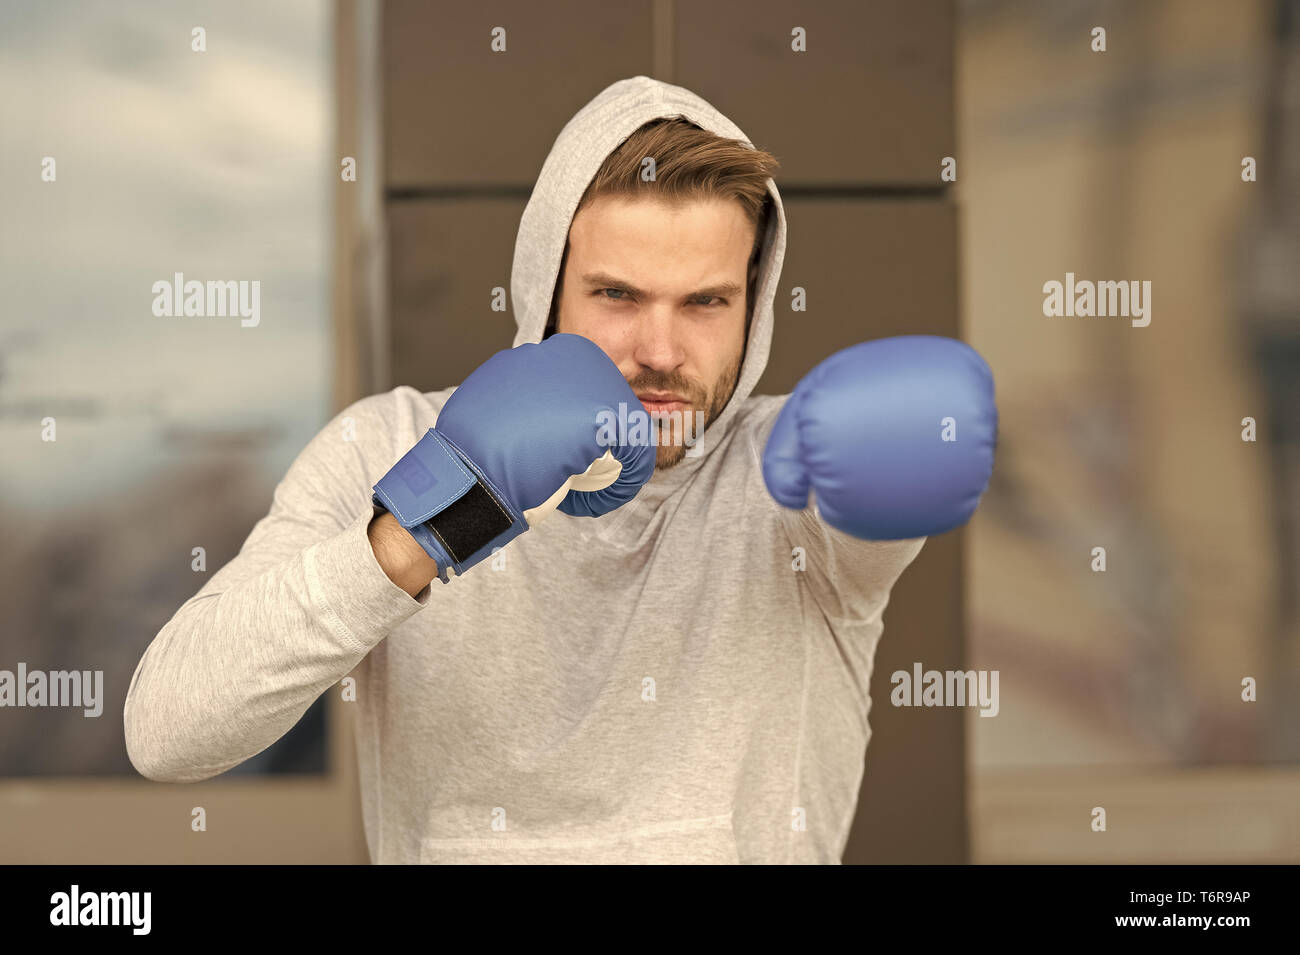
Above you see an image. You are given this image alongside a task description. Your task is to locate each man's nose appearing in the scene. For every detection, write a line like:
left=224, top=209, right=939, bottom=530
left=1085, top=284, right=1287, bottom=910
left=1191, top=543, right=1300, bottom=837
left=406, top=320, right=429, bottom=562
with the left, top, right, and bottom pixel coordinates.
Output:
left=630, top=308, right=685, bottom=372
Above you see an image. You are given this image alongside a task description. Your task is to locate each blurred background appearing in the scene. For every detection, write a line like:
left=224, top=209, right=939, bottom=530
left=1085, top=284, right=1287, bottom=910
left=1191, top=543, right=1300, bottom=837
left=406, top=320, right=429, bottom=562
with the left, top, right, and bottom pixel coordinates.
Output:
left=0, top=0, right=1295, bottom=863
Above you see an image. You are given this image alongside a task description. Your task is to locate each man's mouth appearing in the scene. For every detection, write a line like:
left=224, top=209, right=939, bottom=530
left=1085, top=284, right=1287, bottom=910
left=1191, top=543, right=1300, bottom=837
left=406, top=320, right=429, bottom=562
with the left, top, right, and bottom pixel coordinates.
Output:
left=636, top=392, right=690, bottom=414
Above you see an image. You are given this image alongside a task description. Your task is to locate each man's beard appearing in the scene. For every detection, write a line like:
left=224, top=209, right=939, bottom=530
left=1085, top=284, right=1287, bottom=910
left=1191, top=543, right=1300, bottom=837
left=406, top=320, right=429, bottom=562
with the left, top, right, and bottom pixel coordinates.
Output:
left=629, top=349, right=743, bottom=470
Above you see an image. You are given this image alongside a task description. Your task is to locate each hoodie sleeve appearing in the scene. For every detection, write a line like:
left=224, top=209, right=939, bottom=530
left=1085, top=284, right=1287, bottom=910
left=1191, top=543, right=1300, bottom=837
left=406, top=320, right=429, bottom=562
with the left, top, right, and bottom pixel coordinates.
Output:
left=749, top=396, right=925, bottom=624
left=123, top=390, right=431, bottom=783
left=778, top=504, right=925, bottom=625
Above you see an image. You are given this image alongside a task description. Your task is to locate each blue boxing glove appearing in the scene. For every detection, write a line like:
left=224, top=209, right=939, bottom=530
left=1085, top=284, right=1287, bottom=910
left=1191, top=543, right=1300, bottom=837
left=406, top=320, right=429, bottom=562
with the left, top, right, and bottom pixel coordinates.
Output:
left=762, top=335, right=996, bottom=539
left=373, top=333, right=655, bottom=582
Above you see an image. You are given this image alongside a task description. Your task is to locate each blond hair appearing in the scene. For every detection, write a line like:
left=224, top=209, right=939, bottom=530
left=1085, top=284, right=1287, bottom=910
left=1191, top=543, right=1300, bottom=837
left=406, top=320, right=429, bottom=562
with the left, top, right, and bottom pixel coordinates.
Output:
left=579, top=116, right=780, bottom=262
left=548, top=117, right=780, bottom=335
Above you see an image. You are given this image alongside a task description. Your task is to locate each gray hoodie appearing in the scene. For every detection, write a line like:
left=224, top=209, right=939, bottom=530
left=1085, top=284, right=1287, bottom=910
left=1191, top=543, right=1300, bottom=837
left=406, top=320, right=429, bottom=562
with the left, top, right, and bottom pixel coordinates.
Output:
left=124, top=76, right=925, bottom=864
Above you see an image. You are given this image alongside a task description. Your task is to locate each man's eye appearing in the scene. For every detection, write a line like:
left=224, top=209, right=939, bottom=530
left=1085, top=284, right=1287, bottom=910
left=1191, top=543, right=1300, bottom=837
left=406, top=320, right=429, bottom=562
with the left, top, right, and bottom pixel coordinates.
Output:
left=694, top=296, right=724, bottom=307
left=598, top=288, right=629, bottom=301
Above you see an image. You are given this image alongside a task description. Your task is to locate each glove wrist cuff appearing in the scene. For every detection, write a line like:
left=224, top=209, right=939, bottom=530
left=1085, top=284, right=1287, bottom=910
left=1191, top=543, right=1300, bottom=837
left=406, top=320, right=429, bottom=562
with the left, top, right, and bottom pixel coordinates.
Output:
left=372, top=429, right=524, bottom=582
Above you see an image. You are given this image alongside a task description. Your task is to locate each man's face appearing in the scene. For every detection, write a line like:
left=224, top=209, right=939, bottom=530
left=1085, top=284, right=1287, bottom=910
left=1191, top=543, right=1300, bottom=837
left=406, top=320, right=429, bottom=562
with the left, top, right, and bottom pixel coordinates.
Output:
left=554, top=195, right=752, bottom=469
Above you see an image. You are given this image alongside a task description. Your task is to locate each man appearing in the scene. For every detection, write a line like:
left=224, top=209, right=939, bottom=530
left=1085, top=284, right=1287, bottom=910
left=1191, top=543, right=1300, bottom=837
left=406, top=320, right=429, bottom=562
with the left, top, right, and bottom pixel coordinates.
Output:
left=125, top=76, right=996, bottom=863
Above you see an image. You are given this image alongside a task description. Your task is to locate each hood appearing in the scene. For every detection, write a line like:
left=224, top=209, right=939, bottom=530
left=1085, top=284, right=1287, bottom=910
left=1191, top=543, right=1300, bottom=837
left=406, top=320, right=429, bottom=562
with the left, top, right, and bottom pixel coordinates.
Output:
left=510, top=75, right=787, bottom=480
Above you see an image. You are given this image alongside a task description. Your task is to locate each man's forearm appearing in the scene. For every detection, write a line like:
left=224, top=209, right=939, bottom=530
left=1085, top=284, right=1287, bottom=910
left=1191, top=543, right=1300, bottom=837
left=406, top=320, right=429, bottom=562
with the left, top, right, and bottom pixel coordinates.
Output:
left=128, top=504, right=429, bottom=783
left=368, top=510, right=440, bottom=597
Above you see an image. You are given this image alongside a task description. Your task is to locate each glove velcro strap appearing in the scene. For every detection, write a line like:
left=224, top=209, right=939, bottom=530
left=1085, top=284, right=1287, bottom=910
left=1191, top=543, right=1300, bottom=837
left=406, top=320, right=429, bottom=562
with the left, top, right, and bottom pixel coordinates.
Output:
left=426, top=479, right=514, bottom=565
left=372, top=428, right=521, bottom=582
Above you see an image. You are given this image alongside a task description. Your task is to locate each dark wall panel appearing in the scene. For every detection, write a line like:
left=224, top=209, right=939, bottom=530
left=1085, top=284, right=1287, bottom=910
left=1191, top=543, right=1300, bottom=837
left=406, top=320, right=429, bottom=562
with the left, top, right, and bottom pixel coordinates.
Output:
left=760, top=197, right=958, bottom=392
left=676, top=0, right=954, bottom=185
left=387, top=197, right=523, bottom=391
left=384, top=0, right=656, bottom=187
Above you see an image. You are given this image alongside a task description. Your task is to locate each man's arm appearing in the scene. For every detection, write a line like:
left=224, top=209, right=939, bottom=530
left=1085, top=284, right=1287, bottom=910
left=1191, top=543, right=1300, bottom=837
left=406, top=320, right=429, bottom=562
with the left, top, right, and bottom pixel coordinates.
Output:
left=125, top=333, right=655, bottom=784
left=756, top=336, right=997, bottom=618
left=124, top=391, right=430, bottom=783
left=777, top=497, right=925, bottom=623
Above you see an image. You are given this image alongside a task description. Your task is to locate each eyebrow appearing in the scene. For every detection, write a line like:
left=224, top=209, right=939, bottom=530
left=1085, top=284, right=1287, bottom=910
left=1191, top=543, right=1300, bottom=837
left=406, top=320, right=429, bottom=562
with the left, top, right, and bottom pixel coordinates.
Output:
left=580, top=271, right=743, bottom=300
